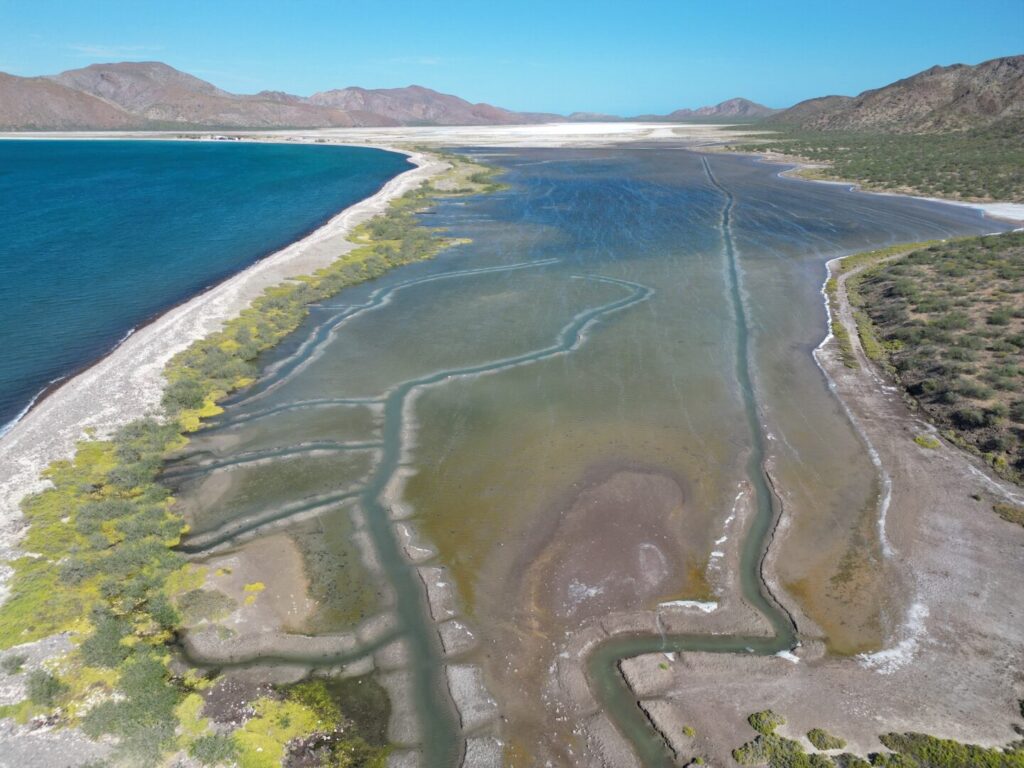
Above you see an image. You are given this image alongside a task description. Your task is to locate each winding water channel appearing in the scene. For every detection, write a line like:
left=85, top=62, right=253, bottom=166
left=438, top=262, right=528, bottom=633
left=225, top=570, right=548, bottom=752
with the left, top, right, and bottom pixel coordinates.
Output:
left=167, top=147, right=1007, bottom=765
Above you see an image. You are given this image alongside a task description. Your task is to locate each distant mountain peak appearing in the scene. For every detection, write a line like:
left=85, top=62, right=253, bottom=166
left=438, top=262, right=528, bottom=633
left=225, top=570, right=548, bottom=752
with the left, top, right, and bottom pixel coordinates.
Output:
left=630, top=97, right=778, bottom=122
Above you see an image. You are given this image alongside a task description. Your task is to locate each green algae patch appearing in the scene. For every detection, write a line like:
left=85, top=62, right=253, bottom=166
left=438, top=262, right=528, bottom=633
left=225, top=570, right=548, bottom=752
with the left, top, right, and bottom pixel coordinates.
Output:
left=233, top=679, right=389, bottom=768
left=235, top=697, right=323, bottom=768
left=176, top=588, right=237, bottom=624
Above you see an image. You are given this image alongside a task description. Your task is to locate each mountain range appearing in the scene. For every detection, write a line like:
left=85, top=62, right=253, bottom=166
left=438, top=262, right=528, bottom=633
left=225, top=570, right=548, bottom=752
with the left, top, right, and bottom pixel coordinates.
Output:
left=0, top=61, right=564, bottom=130
left=0, top=61, right=776, bottom=131
left=0, top=55, right=1020, bottom=132
left=770, top=54, right=1023, bottom=132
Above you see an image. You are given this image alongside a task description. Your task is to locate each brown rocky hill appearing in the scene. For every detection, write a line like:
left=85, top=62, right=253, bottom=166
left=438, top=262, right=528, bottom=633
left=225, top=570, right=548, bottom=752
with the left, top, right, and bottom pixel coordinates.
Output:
left=309, top=84, right=560, bottom=125
left=0, top=72, right=147, bottom=130
left=673, top=97, right=778, bottom=119
left=0, top=61, right=562, bottom=130
left=50, top=62, right=356, bottom=128
left=634, top=97, right=778, bottom=122
left=772, top=55, right=1024, bottom=132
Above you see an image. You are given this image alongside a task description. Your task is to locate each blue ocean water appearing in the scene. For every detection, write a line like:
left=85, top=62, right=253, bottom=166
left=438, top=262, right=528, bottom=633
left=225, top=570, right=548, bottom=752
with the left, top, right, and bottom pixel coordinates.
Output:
left=0, top=139, right=410, bottom=432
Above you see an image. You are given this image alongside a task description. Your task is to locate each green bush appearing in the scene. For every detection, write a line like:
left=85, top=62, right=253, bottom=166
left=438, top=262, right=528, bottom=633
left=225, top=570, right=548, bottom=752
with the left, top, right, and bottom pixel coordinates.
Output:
left=189, top=733, right=238, bottom=766
left=0, top=654, right=27, bottom=674
left=808, top=727, right=847, bottom=750
left=749, top=709, right=786, bottom=735
left=994, top=503, right=1024, bottom=527
left=27, top=669, right=67, bottom=707
left=82, top=653, right=181, bottom=763
left=79, top=609, right=131, bottom=668
left=879, top=732, right=1024, bottom=768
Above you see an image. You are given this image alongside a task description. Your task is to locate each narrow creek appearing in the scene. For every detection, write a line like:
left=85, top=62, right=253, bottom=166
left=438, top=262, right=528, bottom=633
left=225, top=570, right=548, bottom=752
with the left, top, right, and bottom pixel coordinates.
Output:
left=583, top=157, right=799, bottom=767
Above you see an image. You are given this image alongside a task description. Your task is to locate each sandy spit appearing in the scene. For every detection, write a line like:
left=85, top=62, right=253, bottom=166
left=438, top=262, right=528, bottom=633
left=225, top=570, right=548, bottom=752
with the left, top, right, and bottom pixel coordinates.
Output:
left=0, top=145, right=447, bottom=592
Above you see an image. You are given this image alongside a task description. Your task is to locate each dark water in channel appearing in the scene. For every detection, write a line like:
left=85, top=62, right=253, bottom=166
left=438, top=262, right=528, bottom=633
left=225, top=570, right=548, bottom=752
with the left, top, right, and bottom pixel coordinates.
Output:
left=170, top=147, right=1007, bottom=765
left=0, top=140, right=410, bottom=433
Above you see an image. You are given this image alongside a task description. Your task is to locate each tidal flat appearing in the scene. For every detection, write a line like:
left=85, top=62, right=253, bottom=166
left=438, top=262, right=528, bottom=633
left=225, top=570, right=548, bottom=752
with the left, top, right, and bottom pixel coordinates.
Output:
left=168, top=147, right=1010, bottom=765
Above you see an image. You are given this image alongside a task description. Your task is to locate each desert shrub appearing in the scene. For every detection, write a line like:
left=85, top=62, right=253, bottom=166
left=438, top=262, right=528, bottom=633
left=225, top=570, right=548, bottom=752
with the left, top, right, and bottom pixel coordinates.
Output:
left=1010, top=401, right=1024, bottom=422
left=0, top=654, right=27, bottom=674
left=952, top=408, right=986, bottom=429
left=879, top=731, right=1024, bottom=767
left=79, top=608, right=131, bottom=668
left=994, top=503, right=1024, bottom=527
left=189, top=733, right=238, bottom=766
left=27, top=669, right=67, bottom=706
left=988, top=308, right=1013, bottom=326
left=808, top=727, right=847, bottom=750
left=749, top=709, right=786, bottom=735
left=957, top=380, right=993, bottom=400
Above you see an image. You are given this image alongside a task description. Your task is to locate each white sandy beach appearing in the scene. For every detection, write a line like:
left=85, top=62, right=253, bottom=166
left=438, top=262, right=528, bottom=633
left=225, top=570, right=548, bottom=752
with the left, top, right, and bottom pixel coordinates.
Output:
left=0, top=145, right=446, bottom=586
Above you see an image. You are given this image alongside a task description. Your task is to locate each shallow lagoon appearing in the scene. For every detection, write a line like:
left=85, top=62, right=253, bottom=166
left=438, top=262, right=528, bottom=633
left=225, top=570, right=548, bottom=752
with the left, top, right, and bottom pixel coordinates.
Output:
left=171, top=147, right=1006, bottom=764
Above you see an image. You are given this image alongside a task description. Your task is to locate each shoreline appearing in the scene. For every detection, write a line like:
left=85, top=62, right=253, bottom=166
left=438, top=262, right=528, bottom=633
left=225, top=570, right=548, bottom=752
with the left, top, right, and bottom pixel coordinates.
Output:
left=0, top=141, right=447, bottom=540
left=740, top=148, right=1024, bottom=226
left=0, top=140, right=415, bottom=439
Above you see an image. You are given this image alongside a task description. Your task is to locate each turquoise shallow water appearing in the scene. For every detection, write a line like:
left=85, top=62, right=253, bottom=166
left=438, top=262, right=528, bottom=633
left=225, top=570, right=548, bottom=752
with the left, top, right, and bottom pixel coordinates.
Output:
left=0, top=139, right=410, bottom=432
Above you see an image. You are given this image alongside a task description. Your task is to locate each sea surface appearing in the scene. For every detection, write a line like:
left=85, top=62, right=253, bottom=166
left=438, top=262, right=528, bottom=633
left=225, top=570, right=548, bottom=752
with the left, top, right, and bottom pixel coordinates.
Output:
left=166, top=147, right=1009, bottom=765
left=0, top=139, right=410, bottom=432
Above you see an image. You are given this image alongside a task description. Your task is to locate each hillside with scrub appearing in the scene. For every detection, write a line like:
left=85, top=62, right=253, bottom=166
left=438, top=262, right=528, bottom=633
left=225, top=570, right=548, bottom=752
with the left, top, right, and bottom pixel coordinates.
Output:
left=727, top=118, right=1024, bottom=202
left=724, top=56, right=1024, bottom=202
left=851, top=232, right=1024, bottom=486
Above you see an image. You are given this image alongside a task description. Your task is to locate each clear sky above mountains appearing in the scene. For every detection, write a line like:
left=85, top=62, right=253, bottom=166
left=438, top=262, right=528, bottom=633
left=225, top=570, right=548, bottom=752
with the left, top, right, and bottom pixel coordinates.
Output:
left=2, top=0, right=1022, bottom=115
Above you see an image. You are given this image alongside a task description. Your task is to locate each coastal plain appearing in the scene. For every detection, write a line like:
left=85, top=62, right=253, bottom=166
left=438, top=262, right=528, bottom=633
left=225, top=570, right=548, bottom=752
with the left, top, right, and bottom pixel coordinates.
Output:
left=1, top=123, right=1023, bottom=768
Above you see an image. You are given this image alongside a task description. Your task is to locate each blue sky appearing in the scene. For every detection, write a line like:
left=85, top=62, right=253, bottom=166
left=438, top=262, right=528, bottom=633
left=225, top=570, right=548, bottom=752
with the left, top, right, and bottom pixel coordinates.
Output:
left=2, top=0, right=1022, bottom=114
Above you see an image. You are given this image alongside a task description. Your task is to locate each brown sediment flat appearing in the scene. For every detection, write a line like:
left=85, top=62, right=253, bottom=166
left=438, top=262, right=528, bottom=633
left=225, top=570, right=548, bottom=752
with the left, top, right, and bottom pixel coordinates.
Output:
left=522, top=468, right=692, bottom=625
left=195, top=533, right=315, bottom=634
left=479, top=462, right=706, bottom=766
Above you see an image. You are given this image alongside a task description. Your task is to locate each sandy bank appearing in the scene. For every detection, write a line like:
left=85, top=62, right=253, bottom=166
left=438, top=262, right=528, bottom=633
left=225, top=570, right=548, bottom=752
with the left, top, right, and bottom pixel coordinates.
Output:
left=749, top=149, right=1024, bottom=226
left=0, top=147, right=445, bottom=545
